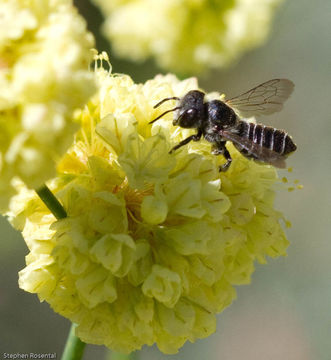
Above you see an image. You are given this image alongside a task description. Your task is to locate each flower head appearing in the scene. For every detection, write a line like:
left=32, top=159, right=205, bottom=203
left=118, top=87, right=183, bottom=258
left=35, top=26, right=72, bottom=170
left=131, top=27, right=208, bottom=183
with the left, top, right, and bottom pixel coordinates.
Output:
left=11, top=61, right=289, bottom=354
left=93, top=0, right=283, bottom=73
left=0, top=0, right=96, bottom=211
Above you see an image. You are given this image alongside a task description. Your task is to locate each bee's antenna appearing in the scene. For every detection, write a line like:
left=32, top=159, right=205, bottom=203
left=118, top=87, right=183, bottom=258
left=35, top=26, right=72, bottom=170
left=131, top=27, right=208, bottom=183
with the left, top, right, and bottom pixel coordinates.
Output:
left=149, top=107, right=180, bottom=124
left=153, top=97, right=180, bottom=109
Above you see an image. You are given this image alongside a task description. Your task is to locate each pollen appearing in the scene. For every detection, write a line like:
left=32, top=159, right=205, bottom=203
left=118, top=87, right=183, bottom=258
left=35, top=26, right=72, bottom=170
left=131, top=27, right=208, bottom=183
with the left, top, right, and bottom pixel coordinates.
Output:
left=123, top=182, right=155, bottom=227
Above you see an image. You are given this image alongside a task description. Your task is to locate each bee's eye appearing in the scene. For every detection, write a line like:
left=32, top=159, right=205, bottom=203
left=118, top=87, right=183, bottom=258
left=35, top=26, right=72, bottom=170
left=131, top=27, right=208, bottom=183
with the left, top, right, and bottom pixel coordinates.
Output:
left=178, top=108, right=198, bottom=128
left=184, top=108, right=197, bottom=121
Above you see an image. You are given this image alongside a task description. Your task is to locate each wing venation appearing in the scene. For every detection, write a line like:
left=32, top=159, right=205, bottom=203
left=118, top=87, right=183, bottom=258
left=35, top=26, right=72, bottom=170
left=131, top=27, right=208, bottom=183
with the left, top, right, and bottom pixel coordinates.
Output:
left=226, top=79, right=294, bottom=117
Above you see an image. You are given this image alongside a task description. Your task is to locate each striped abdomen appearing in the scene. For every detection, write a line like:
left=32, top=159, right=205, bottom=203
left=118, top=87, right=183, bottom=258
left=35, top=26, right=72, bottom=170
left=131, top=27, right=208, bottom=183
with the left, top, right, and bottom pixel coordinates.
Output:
left=237, top=121, right=297, bottom=156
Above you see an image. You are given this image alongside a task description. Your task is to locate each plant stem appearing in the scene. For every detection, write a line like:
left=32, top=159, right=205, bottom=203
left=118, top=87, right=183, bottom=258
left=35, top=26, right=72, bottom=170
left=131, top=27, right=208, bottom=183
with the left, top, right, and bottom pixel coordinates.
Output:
left=61, top=323, right=86, bottom=360
left=35, top=184, right=86, bottom=360
left=36, top=184, right=67, bottom=220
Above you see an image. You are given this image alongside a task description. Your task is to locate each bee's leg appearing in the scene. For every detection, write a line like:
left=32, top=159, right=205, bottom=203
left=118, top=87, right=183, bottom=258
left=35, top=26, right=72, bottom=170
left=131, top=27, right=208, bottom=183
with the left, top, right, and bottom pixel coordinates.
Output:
left=211, top=142, right=232, bottom=172
left=220, top=147, right=232, bottom=172
left=169, top=130, right=202, bottom=153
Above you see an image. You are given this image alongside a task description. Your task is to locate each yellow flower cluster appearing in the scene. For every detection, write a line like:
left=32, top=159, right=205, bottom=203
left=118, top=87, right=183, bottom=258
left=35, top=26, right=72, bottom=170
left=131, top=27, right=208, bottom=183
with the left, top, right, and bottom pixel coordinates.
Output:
left=93, top=0, right=282, bottom=73
left=0, top=0, right=96, bottom=211
left=12, top=66, right=289, bottom=354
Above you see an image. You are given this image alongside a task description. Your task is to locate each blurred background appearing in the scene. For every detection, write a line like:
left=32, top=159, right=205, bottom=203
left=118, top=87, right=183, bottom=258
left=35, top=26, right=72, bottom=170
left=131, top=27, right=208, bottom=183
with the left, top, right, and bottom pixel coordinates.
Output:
left=1, top=0, right=330, bottom=359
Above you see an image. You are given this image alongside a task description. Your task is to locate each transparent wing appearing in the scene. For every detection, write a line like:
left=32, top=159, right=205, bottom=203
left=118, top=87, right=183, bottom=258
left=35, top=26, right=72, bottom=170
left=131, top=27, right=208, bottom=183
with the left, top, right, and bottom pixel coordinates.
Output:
left=226, top=79, right=294, bottom=117
left=220, top=129, right=287, bottom=168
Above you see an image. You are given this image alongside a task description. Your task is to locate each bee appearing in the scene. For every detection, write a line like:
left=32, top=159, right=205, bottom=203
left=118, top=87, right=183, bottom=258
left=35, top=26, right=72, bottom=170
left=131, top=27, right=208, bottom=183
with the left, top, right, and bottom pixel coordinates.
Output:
left=150, top=79, right=297, bottom=171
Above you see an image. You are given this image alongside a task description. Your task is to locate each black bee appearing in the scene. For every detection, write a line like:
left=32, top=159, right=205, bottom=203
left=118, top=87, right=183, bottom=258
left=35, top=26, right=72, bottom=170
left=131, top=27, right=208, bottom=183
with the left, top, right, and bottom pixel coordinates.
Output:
left=150, top=79, right=297, bottom=171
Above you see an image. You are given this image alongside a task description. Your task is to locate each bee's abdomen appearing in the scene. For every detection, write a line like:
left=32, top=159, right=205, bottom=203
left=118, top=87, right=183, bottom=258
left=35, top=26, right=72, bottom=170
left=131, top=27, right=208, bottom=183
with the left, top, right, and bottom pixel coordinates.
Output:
left=238, top=121, right=296, bottom=155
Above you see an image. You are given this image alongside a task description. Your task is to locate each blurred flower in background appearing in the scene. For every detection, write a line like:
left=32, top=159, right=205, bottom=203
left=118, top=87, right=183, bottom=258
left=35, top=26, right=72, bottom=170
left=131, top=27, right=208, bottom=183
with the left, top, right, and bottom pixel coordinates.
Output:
left=0, top=0, right=96, bottom=212
left=10, top=57, right=290, bottom=354
left=92, top=0, right=283, bottom=74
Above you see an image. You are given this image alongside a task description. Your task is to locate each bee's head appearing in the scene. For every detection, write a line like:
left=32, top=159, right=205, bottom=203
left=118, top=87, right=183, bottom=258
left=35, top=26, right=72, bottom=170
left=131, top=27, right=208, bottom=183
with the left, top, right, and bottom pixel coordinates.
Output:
left=173, top=90, right=205, bottom=128
left=150, top=90, right=205, bottom=129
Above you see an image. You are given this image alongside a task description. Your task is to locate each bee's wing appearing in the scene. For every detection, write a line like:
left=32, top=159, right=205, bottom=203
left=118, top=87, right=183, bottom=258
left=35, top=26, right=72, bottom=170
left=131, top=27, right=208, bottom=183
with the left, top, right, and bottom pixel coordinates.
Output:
left=220, top=129, right=287, bottom=168
left=225, top=79, right=294, bottom=117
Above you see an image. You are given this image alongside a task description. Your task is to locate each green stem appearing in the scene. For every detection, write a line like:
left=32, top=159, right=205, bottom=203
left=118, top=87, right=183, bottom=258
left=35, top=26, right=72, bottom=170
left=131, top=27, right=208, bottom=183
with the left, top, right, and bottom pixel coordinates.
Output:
left=35, top=185, right=86, bottom=360
left=61, top=323, right=86, bottom=360
left=36, top=184, right=67, bottom=220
